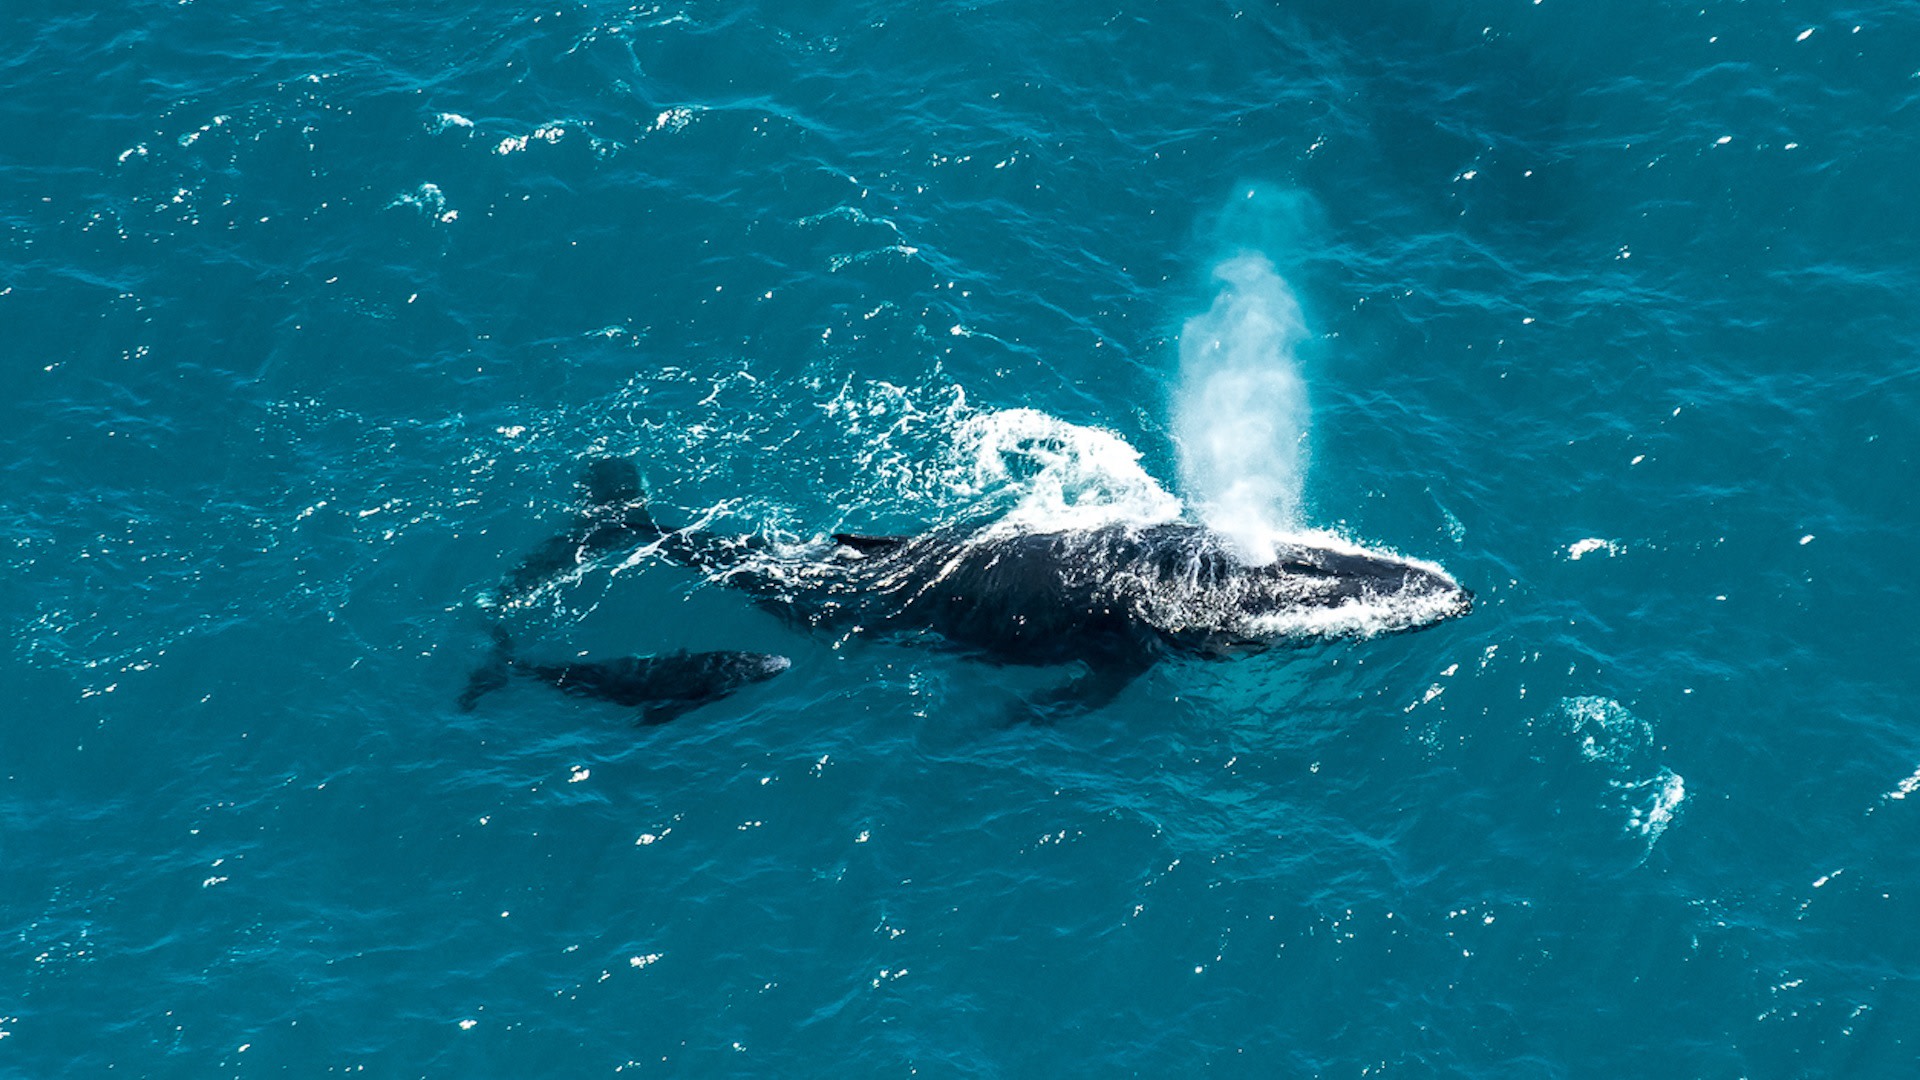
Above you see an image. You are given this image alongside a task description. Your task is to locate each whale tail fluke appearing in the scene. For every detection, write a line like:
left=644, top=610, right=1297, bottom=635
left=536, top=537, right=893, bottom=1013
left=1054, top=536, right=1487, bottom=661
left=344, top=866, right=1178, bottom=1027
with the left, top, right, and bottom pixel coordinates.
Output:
left=458, top=624, right=515, bottom=712
left=579, top=456, right=644, bottom=512
left=489, top=457, right=664, bottom=605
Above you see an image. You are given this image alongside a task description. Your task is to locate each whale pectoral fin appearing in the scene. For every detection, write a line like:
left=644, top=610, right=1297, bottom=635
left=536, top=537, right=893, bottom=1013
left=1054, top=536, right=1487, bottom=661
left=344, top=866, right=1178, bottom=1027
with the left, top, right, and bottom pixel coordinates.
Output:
left=640, top=700, right=702, bottom=726
left=580, top=456, right=642, bottom=507
left=458, top=625, right=515, bottom=711
left=831, top=533, right=906, bottom=554
left=1016, top=660, right=1149, bottom=724
left=457, top=662, right=510, bottom=712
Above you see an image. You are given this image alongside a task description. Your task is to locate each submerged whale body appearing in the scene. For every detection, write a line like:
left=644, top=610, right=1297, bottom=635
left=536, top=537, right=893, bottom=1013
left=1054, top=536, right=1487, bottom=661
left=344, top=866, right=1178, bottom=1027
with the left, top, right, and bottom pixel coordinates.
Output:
left=484, top=458, right=1472, bottom=717
left=459, top=626, right=790, bottom=724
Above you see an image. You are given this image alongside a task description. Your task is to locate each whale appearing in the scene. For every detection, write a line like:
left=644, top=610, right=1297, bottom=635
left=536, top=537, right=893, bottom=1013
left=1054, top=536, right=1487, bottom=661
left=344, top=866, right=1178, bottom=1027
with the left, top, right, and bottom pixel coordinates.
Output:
left=458, top=626, right=790, bottom=723
left=481, top=458, right=1472, bottom=718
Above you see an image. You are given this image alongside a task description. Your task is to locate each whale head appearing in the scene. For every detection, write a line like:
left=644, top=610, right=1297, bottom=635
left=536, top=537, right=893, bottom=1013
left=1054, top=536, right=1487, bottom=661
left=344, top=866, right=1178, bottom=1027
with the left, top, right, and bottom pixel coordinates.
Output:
left=1120, top=524, right=1472, bottom=650
left=1252, top=536, right=1473, bottom=633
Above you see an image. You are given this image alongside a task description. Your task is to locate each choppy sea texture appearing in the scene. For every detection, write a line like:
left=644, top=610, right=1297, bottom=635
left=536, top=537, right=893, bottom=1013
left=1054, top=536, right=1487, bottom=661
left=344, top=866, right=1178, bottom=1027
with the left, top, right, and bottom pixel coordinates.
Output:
left=6, top=0, right=1920, bottom=1075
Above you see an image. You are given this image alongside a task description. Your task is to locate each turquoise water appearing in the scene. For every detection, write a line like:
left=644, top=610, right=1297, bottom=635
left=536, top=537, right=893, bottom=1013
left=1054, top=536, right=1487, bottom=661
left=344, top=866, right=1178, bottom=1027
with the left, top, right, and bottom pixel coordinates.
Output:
left=6, top=0, right=1920, bottom=1074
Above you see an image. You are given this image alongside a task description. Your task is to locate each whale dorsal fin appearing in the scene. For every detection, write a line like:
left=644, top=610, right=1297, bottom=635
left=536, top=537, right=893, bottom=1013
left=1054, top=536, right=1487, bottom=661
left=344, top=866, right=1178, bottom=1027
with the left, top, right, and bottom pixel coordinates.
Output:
left=832, top=533, right=905, bottom=554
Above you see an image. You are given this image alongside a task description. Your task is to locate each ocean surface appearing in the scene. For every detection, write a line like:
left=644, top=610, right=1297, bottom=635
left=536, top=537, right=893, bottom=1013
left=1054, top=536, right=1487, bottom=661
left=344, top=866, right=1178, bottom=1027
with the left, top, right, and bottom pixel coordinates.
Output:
left=6, top=0, right=1920, bottom=1075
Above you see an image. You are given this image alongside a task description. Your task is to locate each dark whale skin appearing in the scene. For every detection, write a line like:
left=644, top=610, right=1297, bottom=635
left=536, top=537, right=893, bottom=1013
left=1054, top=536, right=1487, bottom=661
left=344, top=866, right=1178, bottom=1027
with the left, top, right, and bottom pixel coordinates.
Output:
left=458, top=625, right=791, bottom=724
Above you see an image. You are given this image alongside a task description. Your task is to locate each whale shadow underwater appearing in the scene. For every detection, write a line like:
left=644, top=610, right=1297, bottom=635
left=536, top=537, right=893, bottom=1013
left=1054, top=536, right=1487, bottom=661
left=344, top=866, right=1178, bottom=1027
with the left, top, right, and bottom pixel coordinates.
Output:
left=461, top=457, right=1472, bottom=722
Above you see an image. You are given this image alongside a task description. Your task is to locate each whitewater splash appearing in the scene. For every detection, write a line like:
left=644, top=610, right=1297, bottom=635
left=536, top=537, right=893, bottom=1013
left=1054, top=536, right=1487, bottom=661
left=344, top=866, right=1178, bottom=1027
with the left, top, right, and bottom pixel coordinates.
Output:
left=950, top=408, right=1181, bottom=536
left=1174, top=253, right=1312, bottom=565
left=1562, top=696, right=1687, bottom=853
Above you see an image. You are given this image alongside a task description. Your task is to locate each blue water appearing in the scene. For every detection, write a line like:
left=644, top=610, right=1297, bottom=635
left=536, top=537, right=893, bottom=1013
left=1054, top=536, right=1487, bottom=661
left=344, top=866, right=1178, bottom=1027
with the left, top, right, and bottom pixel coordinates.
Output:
left=7, top=0, right=1920, bottom=1074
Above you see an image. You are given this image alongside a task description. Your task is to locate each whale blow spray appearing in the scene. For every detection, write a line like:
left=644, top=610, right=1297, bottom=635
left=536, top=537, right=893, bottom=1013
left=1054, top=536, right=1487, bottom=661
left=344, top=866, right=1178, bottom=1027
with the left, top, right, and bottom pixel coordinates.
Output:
left=1174, top=253, right=1311, bottom=565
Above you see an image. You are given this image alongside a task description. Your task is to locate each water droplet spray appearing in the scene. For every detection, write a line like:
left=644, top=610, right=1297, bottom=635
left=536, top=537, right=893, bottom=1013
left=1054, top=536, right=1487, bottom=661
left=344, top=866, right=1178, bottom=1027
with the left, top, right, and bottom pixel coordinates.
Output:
left=1174, top=251, right=1311, bottom=564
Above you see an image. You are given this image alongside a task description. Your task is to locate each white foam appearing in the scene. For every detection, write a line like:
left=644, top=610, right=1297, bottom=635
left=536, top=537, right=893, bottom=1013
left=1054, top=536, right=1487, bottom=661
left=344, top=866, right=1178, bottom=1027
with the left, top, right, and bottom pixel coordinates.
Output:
left=652, top=107, right=697, bottom=133
left=1241, top=579, right=1469, bottom=640
left=1567, top=538, right=1622, bottom=561
left=951, top=408, right=1182, bottom=535
left=1557, top=696, right=1686, bottom=850
left=1886, top=764, right=1920, bottom=801
left=1174, top=254, right=1311, bottom=564
left=387, top=183, right=457, bottom=224
left=1563, top=694, right=1652, bottom=761
left=1623, top=769, right=1686, bottom=840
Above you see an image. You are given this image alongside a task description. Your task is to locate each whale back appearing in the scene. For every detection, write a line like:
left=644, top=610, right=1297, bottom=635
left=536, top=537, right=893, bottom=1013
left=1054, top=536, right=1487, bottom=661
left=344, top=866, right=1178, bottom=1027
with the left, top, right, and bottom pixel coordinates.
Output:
left=792, top=521, right=1470, bottom=663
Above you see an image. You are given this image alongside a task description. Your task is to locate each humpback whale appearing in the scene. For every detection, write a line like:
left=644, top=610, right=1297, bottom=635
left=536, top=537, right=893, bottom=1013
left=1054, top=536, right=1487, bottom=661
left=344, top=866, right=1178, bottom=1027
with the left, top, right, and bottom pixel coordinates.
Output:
left=459, top=626, right=790, bottom=723
left=480, top=458, right=1471, bottom=718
